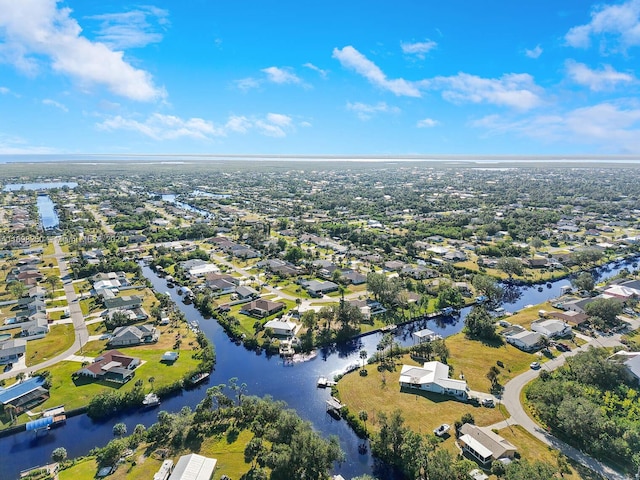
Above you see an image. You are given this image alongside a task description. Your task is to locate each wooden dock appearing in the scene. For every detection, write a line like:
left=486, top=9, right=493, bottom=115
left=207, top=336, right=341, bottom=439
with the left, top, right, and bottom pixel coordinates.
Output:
left=326, top=396, right=344, bottom=412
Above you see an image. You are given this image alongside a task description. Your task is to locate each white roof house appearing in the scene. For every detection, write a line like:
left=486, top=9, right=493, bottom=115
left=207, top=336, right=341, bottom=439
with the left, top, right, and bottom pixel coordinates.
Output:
left=399, top=361, right=469, bottom=399
left=188, top=263, right=219, bottom=278
left=530, top=319, right=571, bottom=338
left=264, top=319, right=297, bottom=336
left=168, top=454, right=217, bottom=480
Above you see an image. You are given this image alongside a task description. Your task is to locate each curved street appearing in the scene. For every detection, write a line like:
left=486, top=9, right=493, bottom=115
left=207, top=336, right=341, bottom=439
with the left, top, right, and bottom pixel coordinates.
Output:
left=494, top=325, right=638, bottom=480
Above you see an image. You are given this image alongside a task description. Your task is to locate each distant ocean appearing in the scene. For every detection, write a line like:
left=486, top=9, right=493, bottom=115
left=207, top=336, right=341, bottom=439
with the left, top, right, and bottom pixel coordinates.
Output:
left=1, top=154, right=640, bottom=164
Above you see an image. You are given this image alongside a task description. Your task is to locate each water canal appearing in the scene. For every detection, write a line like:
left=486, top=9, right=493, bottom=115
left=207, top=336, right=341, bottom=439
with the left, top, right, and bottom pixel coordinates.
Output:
left=1, top=257, right=638, bottom=479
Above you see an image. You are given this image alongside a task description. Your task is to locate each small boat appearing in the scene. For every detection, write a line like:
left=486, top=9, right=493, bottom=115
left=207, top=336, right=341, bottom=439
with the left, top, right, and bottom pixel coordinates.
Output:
left=538, top=286, right=543, bottom=292
left=317, top=376, right=336, bottom=388
left=546, top=283, right=552, bottom=288
left=189, top=372, right=210, bottom=385
left=142, top=393, right=160, bottom=408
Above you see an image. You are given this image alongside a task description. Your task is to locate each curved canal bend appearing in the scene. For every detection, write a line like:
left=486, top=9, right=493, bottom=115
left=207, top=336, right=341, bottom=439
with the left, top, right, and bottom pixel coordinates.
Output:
left=0, top=259, right=638, bottom=479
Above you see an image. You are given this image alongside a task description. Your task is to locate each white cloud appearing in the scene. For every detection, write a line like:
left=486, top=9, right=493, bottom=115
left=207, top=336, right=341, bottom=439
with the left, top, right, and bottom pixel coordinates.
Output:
left=346, top=101, right=400, bottom=120
left=0, top=133, right=57, bottom=154
left=42, top=98, right=68, bottom=112
left=0, top=86, right=9, bottom=94
left=401, top=39, right=437, bottom=59
left=332, top=45, right=541, bottom=109
left=565, top=0, right=640, bottom=50
left=565, top=60, right=635, bottom=91
left=332, top=46, right=422, bottom=97
left=235, top=77, right=262, bottom=92
left=417, top=118, right=439, bottom=128
left=86, top=6, right=169, bottom=49
left=0, top=0, right=165, bottom=102
left=525, top=45, right=543, bottom=59
left=303, top=62, right=328, bottom=77
left=429, top=72, right=542, bottom=110
left=261, top=66, right=302, bottom=84
left=473, top=102, right=640, bottom=153
left=97, top=112, right=299, bottom=140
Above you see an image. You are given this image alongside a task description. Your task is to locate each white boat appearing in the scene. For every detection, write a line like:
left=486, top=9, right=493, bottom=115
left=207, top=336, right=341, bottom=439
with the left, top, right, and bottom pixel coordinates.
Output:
left=142, top=393, right=160, bottom=407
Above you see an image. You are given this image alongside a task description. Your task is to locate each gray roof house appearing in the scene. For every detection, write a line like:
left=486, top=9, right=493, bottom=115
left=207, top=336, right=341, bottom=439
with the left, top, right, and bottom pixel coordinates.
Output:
left=108, top=324, right=158, bottom=347
left=0, top=339, right=27, bottom=365
left=458, top=423, right=517, bottom=467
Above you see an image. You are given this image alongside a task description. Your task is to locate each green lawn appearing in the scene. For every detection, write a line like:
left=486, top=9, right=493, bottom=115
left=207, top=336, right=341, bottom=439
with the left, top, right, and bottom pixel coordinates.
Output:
left=47, top=298, right=69, bottom=308
left=25, top=323, right=75, bottom=366
left=446, top=331, right=540, bottom=393
left=336, top=358, right=505, bottom=437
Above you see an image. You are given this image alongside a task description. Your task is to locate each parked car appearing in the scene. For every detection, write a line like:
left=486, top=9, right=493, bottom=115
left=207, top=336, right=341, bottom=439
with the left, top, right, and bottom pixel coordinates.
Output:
left=433, top=423, right=450, bottom=437
left=482, top=398, right=495, bottom=408
left=530, top=361, right=541, bottom=370
left=556, top=343, right=570, bottom=352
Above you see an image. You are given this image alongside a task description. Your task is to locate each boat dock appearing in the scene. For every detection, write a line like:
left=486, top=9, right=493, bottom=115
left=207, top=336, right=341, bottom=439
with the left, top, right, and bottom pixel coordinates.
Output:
left=325, top=396, right=344, bottom=412
left=317, top=376, right=337, bottom=388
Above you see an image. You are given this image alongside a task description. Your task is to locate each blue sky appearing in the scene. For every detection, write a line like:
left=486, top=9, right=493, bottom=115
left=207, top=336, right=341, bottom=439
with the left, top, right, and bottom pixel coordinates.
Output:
left=0, top=0, right=639, bottom=155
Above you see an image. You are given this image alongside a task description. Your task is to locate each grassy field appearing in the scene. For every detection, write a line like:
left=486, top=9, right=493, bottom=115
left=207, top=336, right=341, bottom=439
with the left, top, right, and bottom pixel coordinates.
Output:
left=445, top=331, right=540, bottom=392
left=335, top=358, right=505, bottom=437
left=57, top=429, right=255, bottom=480
left=25, top=323, right=75, bottom=366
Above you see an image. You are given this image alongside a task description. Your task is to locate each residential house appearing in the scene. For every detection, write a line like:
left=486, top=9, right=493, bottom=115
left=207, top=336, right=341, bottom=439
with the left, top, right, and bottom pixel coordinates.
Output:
left=108, top=324, right=159, bottom=347
left=548, top=310, right=588, bottom=327
left=384, top=260, right=406, bottom=272
left=235, top=285, right=259, bottom=300
left=503, top=327, right=542, bottom=352
left=264, top=318, right=297, bottom=336
left=526, top=257, right=549, bottom=268
left=399, top=361, right=469, bottom=399
left=301, top=279, right=339, bottom=297
left=74, top=350, right=140, bottom=384
left=458, top=423, right=517, bottom=467
left=168, top=454, right=217, bottom=480
left=341, top=269, right=367, bottom=285
left=530, top=319, right=571, bottom=338
left=103, top=295, right=142, bottom=310
left=257, top=259, right=298, bottom=277
left=20, top=317, right=49, bottom=337
left=401, top=265, right=438, bottom=280
left=0, top=376, right=49, bottom=414
left=0, top=339, right=27, bottom=364
left=611, top=352, right=640, bottom=383
left=243, top=299, right=285, bottom=318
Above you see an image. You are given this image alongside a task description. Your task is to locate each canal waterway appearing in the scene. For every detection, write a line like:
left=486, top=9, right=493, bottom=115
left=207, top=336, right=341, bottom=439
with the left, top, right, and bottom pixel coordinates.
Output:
left=36, top=195, right=59, bottom=231
left=1, top=257, right=638, bottom=479
left=161, top=194, right=214, bottom=219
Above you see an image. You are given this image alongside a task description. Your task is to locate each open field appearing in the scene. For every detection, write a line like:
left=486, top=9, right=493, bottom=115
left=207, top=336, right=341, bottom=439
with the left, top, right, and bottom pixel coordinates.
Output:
left=25, top=323, right=75, bottom=366
left=335, top=358, right=505, bottom=436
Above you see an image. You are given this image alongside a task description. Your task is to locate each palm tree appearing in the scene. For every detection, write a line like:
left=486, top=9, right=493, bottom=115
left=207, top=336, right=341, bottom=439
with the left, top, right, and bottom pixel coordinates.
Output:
left=359, top=349, right=368, bottom=371
left=358, top=410, right=368, bottom=434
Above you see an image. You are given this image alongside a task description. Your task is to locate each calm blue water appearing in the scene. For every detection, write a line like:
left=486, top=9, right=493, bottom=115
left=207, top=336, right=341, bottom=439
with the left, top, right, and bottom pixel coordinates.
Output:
left=3, top=182, right=77, bottom=192
left=1, top=257, right=637, bottom=479
left=36, top=195, right=59, bottom=230
left=161, top=194, right=214, bottom=219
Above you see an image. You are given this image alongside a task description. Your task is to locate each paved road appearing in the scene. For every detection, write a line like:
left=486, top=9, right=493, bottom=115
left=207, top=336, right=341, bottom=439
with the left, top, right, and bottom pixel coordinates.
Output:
left=0, top=238, right=89, bottom=381
left=495, top=326, right=638, bottom=480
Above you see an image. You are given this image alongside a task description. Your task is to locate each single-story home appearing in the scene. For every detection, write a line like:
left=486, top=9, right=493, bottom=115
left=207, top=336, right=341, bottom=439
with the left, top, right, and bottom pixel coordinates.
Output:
left=103, top=295, right=142, bottom=310
left=0, top=376, right=49, bottom=414
left=168, top=453, right=217, bottom=480
left=548, top=310, right=588, bottom=327
left=162, top=351, right=179, bottom=362
left=75, top=350, right=140, bottom=384
left=302, top=280, right=339, bottom=297
left=530, top=319, right=571, bottom=338
left=235, top=285, right=259, bottom=300
left=610, top=351, right=640, bottom=383
left=399, top=361, right=469, bottom=399
left=264, top=318, right=297, bottom=336
left=243, top=299, right=285, bottom=318
left=20, top=317, right=49, bottom=337
left=0, top=339, right=27, bottom=365
left=503, top=328, right=542, bottom=352
left=108, top=324, right=159, bottom=347
left=458, top=423, right=517, bottom=467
